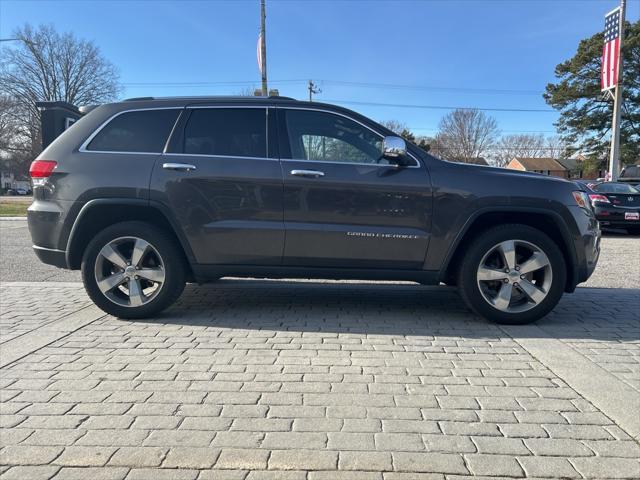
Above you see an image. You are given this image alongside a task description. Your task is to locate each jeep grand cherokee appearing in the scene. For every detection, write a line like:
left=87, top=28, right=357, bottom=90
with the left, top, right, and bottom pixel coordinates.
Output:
left=28, top=96, right=601, bottom=324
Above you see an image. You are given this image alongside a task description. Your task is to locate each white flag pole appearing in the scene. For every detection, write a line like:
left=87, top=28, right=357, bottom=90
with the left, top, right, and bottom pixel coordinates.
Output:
left=607, top=0, right=625, bottom=181
left=260, top=0, right=268, bottom=96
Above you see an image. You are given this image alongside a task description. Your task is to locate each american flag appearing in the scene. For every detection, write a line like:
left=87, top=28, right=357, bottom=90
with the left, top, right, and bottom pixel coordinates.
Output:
left=601, top=7, right=621, bottom=91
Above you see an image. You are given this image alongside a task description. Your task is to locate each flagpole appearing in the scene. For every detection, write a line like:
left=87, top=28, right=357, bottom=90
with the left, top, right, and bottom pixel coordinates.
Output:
left=260, top=0, right=268, bottom=96
left=608, top=0, right=625, bottom=181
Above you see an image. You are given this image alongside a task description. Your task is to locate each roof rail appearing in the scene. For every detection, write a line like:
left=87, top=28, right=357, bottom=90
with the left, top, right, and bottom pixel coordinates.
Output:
left=122, top=95, right=298, bottom=102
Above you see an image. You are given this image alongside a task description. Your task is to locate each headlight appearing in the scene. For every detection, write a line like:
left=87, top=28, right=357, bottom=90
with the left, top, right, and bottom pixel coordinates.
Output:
left=572, top=191, right=591, bottom=211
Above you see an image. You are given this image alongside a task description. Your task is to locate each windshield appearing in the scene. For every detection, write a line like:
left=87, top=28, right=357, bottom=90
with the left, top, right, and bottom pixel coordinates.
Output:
left=593, top=183, right=640, bottom=194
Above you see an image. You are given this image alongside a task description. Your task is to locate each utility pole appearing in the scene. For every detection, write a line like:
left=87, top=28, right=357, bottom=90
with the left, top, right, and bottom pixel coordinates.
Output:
left=308, top=80, right=321, bottom=101
left=608, top=0, right=625, bottom=181
left=260, top=0, right=268, bottom=96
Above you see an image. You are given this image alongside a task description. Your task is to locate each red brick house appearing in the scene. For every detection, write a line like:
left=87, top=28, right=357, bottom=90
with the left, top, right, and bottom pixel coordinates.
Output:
left=506, top=157, right=569, bottom=178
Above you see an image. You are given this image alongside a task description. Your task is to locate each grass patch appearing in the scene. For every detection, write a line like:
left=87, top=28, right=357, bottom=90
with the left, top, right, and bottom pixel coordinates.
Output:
left=0, top=202, right=29, bottom=217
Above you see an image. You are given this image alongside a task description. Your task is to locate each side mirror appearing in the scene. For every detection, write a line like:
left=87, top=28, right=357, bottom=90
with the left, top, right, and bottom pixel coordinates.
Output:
left=382, top=136, right=409, bottom=165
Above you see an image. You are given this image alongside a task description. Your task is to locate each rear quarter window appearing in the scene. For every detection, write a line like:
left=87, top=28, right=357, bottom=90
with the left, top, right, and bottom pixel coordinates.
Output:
left=86, top=109, right=180, bottom=153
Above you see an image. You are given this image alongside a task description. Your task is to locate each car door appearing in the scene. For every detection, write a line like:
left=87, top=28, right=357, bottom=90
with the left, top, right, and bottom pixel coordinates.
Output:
left=150, top=106, right=284, bottom=265
left=278, top=107, right=432, bottom=269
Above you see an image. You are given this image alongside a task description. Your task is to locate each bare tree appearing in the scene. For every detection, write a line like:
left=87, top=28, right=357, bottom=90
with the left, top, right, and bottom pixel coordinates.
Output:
left=0, top=95, right=33, bottom=175
left=379, top=120, right=416, bottom=143
left=0, top=24, right=121, bottom=172
left=435, top=109, right=499, bottom=162
left=0, top=96, right=17, bottom=153
left=236, top=87, right=257, bottom=96
left=492, top=134, right=545, bottom=167
left=544, top=135, right=570, bottom=159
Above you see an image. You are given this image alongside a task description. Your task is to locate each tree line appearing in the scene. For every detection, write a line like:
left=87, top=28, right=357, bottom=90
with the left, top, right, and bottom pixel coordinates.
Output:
left=1, top=21, right=638, bottom=177
left=380, top=112, right=568, bottom=168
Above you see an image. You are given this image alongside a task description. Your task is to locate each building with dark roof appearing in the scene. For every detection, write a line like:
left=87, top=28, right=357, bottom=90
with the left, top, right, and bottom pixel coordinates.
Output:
left=506, top=157, right=568, bottom=178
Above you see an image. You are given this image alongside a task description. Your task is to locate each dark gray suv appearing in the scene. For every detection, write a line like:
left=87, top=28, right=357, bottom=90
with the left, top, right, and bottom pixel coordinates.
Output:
left=28, top=96, right=600, bottom=324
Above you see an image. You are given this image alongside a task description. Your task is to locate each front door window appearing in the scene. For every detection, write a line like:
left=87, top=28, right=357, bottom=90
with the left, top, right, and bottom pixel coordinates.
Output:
left=284, top=109, right=389, bottom=165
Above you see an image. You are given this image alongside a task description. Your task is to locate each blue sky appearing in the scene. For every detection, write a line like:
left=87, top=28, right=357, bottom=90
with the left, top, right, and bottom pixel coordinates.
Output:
left=1, top=0, right=638, bottom=137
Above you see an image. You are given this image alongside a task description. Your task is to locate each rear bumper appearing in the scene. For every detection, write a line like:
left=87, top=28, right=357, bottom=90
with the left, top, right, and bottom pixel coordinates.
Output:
left=598, top=221, right=640, bottom=229
left=33, top=245, right=68, bottom=269
left=594, top=205, right=640, bottom=228
left=28, top=197, right=82, bottom=269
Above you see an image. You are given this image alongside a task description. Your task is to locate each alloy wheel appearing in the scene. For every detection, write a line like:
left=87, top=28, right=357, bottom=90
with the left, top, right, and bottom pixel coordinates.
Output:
left=94, top=236, right=165, bottom=307
left=476, top=239, right=553, bottom=313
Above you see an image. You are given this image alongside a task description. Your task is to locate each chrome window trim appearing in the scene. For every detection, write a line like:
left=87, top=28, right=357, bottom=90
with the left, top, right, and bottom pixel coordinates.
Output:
left=278, top=106, right=421, bottom=169
left=77, top=104, right=422, bottom=169
left=281, top=159, right=403, bottom=168
left=182, top=106, right=270, bottom=159
left=162, top=152, right=278, bottom=161
left=78, top=107, right=183, bottom=154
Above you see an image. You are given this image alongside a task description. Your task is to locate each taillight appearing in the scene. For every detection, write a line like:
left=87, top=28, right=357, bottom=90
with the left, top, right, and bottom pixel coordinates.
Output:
left=30, top=160, right=57, bottom=177
left=572, top=191, right=590, bottom=209
left=589, top=194, right=610, bottom=206
left=29, top=160, right=57, bottom=186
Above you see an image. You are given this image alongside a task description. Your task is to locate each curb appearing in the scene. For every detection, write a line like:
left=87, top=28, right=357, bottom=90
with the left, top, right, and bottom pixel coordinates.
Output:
left=0, top=216, right=27, bottom=221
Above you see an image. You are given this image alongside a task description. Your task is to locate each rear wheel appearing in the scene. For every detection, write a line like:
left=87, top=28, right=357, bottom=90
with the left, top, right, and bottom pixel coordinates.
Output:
left=627, top=226, right=640, bottom=236
left=457, top=224, right=566, bottom=324
left=81, top=221, right=186, bottom=319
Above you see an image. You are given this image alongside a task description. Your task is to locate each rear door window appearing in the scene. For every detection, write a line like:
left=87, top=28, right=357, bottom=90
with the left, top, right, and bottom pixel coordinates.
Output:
left=86, top=109, right=180, bottom=153
left=183, top=108, right=267, bottom=158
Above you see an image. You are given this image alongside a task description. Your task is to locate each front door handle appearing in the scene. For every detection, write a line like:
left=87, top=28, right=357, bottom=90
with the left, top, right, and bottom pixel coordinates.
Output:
left=290, top=169, right=325, bottom=178
left=163, top=162, right=197, bottom=172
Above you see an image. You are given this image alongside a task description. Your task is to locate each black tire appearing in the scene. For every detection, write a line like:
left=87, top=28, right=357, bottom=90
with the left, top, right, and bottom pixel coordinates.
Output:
left=626, top=226, right=640, bottom=236
left=81, top=221, right=186, bottom=319
left=457, top=224, right=566, bottom=325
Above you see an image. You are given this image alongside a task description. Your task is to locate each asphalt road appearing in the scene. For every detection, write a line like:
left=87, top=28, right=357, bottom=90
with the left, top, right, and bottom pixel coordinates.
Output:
left=0, top=219, right=81, bottom=282
left=0, top=219, right=638, bottom=288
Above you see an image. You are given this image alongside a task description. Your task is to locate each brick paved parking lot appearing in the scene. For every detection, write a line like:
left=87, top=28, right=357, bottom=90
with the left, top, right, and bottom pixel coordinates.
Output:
left=1, top=276, right=639, bottom=479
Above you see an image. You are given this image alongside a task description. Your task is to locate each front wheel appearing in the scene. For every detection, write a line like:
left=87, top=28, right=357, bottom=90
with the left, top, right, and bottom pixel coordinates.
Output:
left=81, top=221, right=186, bottom=319
left=457, top=224, right=566, bottom=324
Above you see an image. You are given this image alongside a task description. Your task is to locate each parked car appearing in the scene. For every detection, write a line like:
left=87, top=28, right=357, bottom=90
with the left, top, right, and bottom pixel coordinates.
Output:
left=28, top=96, right=600, bottom=324
left=586, top=182, right=640, bottom=234
left=619, top=164, right=640, bottom=184
left=15, top=188, right=29, bottom=195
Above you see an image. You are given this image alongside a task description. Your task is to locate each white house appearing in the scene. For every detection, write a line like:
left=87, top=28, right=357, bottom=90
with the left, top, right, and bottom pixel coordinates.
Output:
left=1, top=171, right=31, bottom=191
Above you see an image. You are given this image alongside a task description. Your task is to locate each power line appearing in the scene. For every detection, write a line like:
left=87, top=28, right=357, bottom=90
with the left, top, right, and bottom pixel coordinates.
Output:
left=122, top=78, right=543, bottom=96
left=324, top=99, right=556, bottom=113
left=321, top=80, right=541, bottom=96
left=122, top=79, right=306, bottom=86
left=120, top=79, right=555, bottom=112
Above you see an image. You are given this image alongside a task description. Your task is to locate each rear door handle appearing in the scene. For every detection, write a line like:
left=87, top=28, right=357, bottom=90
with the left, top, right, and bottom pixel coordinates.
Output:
left=290, top=169, right=325, bottom=178
left=162, top=162, right=197, bottom=172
